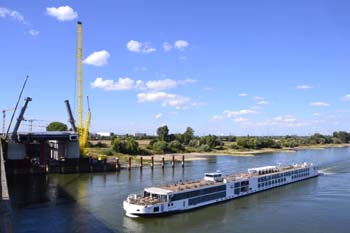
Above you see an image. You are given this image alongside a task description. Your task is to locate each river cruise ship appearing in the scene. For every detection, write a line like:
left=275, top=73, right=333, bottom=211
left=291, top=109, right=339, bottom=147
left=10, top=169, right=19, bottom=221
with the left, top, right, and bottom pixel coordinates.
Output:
left=123, top=162, right=319, bottom=217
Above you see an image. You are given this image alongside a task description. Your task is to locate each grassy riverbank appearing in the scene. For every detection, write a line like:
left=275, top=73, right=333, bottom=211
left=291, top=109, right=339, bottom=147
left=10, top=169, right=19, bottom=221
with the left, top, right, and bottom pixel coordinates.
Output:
left=87, top=140, right=350, bottom=163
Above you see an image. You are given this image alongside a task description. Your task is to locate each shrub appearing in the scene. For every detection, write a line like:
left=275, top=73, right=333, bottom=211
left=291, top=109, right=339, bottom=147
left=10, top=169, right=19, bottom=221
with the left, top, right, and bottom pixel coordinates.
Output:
left=152, top=141, right=169, bottom=153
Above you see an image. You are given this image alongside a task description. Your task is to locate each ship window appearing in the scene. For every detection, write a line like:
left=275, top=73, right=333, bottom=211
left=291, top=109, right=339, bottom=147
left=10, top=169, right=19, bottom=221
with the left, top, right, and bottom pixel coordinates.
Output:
left=144, top=191, right=151, bottom=197
left=234, top=188, right=240, bottom=194
left=241, top=181, right=249, bottom=186
left=171, top=185, right=226, bottom=201
left=153, top=207, right=159, bottom=212
left=235, top=182, right=240, bottom=188
left=189, top=191, right=226, bottom=206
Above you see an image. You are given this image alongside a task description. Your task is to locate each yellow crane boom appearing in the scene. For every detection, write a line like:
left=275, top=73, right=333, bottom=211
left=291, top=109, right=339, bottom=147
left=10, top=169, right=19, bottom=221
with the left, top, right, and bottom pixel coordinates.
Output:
left=77, top=21, right=83, bottom=136
left=76, top=21, right=91, bottom=154
left=81, top=96, right=91, bottom=148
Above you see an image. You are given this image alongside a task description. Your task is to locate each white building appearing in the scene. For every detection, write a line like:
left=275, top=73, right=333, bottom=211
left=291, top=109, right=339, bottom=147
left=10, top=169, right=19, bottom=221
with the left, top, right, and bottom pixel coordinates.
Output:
left=96, top=132, right=114, bottom=137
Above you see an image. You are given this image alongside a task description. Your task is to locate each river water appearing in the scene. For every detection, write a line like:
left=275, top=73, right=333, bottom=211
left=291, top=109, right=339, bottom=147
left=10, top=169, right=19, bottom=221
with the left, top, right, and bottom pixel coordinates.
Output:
left=7, top=147, right=350, bottom=233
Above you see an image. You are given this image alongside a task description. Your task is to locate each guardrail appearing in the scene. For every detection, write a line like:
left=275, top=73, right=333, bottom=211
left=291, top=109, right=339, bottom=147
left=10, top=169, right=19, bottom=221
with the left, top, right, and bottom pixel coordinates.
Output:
left=0, top=139, right=12, bottom=233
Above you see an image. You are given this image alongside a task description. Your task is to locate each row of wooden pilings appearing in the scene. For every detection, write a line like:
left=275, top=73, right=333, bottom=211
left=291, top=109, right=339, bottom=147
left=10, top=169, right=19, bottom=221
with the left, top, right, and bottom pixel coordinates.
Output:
left=115, top=155, right=185, bottom=170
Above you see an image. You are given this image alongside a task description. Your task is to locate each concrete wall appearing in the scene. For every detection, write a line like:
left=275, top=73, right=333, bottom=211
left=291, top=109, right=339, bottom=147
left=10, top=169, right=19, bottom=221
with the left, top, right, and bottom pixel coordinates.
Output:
left=66, top=141, right=80, bottom=159
left=7, top=143, right=25, bottom=160
left=0, top=140, right=12, bottom=233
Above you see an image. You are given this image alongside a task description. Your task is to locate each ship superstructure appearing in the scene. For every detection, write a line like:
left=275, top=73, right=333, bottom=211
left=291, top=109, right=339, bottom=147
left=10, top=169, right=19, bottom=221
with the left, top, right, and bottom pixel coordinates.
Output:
left=123, top=163, right=319, bottom=217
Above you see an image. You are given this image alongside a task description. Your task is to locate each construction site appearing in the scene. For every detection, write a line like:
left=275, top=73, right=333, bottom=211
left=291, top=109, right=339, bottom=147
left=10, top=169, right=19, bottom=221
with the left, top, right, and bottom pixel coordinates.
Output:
left=0, top=22, right=118, bottom=175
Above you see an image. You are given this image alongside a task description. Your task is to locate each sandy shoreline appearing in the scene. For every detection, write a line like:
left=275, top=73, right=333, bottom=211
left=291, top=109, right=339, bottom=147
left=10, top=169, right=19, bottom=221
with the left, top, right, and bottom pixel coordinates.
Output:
left=136, top=144, right=350, bottom=162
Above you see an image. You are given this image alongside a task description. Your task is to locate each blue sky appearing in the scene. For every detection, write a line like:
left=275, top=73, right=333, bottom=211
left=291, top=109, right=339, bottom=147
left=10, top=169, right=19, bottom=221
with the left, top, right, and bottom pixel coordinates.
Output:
left=1, top=0, right=350, bottom=136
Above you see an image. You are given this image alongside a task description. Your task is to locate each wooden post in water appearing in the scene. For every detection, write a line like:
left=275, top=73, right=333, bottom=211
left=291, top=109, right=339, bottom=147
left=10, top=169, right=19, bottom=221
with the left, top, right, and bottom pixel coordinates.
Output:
left=182, top=155, right=185, bottom=168
left=140, top=157, right=143, bottom=169
left=172, top=155, right=175, bottom=168
left=116, top=158, right=120, bottom=169
left=151, top=156, right=154, bottom=169
left=161, top=156, right=165, bottom=169
left=128, top=157, right=132, bottom=170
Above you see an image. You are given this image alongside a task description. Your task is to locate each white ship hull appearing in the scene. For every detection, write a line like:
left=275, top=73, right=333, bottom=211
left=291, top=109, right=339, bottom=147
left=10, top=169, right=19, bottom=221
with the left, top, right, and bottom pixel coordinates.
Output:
left=123, top=163, right=319, bottom=217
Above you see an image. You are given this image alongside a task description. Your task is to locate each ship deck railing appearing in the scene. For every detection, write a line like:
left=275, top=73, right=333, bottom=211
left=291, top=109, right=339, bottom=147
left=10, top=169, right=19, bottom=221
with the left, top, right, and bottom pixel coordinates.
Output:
left=127, top=195, right=163, bottom=206
left=158, top=164, right=310, bottom=192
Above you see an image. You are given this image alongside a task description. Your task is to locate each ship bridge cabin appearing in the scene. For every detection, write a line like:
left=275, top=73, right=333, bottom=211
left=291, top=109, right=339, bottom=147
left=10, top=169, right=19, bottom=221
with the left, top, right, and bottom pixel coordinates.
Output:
left=143, top=187, right=171, bottom=202
left=248, top=166, right=279, bottom=176
left=204, top=172, right=223, bottom=182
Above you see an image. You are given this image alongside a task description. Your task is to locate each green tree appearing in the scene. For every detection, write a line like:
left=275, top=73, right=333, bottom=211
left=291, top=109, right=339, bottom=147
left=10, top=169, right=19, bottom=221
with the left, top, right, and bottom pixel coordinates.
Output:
left=157, top=125, right=169, bottom=141
left=152, top=140, right=168, bottom=153
left=112, top=137, right=125, bottom=153
left=333, top=131, right=350, bottom=143
left=200, top=135, right=221, bottom=149
left=124, top=137, right=139, bottom=154
left=183, top=127, right=194, bottom=145
left=174, top=133, right=184, bottom=143
left=168, top=140, right=185, bottom=152
left=46, top=121, right=68, bottom=131
left=112, top=137, right=139, bottom=155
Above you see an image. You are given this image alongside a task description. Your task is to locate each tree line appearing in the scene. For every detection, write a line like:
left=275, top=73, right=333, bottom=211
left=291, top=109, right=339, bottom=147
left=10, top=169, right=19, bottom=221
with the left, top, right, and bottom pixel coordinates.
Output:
left=46, top=121, right=350, bottom=155
left=232, top=131, right=350, bottom=150
left=111, top=128, right=350, bottom=155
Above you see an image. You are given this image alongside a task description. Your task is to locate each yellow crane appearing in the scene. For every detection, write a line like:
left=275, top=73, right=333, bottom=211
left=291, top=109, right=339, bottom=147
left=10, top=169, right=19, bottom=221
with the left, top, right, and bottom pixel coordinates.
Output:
left=76, top=21, right=91, bottom=152
left=81, top=96, right=91, bottom=148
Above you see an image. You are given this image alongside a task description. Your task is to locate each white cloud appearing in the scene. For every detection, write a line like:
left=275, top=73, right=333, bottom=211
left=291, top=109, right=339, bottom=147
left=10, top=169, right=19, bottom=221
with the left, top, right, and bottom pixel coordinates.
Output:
left=253, top=96, right=264, bottom=100
left=313, top=113, right=320, bottom=116
left=233, top=117, right=248, bottom=123
left=296, top=84, right=314, bottom=90
left=137, top=92, right=195, bottom=109
left=46, top=6, right=78, bottom=21
left=0, top=7, right=25, bottom=22
left=239, top=93, right=248, bottom=97
left=257, top=100, right=270, bottom=105
left=341, top=94, right=350, bottom=102
left=223, top=109, right=257, bottom=118
left=144, top=78, right=195, bottom=91
left=91, top=77, right=135, bottom=91
left=0, top=8, right=10, bottom=17
left=126, top=40, right=156, bottom=53
left=273, top=115, right=296, bottom=123
left=310, top=102, right=330, bottom=107
left=91, top=77, right=196, bottom=92
left=29, top=29, right=39, bottom=36
left=145, top=79, right=177, bottom=90
left=155, top=113, right=163, bottom=119
left=179, top=56, right=187, bottom=60
left=178, top=79, right=196, bottom=85
left=211, top=115, right=224, bottom=121
left=163, top=42, right=172, bottom=52
left=126, top=40, right=142, bottom=52
left=174, top=40, right=189, bottom=51
left=83, top=50, right=110, bottom=66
